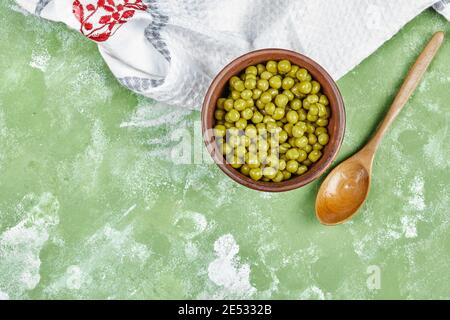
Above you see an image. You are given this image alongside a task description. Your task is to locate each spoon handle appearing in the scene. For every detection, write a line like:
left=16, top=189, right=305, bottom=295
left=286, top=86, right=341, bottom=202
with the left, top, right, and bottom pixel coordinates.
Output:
left=363, top=31, right=445, bottom=156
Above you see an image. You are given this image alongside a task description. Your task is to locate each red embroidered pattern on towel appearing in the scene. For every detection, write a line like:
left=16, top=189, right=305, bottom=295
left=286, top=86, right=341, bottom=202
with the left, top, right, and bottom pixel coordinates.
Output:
left=72, top=0, right=148, bottom=42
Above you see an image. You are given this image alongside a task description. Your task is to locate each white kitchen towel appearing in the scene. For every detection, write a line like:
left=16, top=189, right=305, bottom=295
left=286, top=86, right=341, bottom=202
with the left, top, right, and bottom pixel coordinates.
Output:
left=16, top=0, right=449, bottom=109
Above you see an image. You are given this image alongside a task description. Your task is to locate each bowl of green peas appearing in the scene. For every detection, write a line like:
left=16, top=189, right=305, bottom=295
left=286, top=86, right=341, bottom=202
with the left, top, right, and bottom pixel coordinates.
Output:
left=202, top=49, right=345, bottom=192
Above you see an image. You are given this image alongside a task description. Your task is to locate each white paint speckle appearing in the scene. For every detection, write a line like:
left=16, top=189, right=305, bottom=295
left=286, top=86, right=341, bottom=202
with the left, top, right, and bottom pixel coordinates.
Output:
left=0, top=291, right=9, bottom=300
left=207, top=234, right=256, bottom=298
left=65, top=265, right=83, bottom=290
left=299, top=285, right=327, bottom=300
left=30, top=49, right=50, bottom=72
left=408, top=176, right=425, bottom=211
left=0, top=193, right=60, bottom=299
left=401, top=216, right=418, bottom=238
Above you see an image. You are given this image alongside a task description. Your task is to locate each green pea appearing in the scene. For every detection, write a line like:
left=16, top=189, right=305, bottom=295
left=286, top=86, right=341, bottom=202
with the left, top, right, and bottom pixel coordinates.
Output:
left=286, top=148, right=300, bottom=160
left=308, top=133, right=317, bottom=145
left=318, top=133, right=329, bottom=145
left=283, top=90, right=294, bottom=101
left=245, top=125, right=257, bottom=138
left=225, top=109, right=240, bottom=122
left=282, top=77, right=295, bottom=90
left=297, top=121, right=307, bottom=132
left=278, top=130, right=288, bottom=143
left=228, top=135, right=241, bottom=147
left=249, top=168, right=263, bottom=181
left=256, top=123, right=266, bottom=132
left=241, top=136, right=251, bottom=148
left=288, top=137, right=296, bottom=146
left=224, top=121, right=233, bottom=129
left=235, top=146, right=247, bottom=158
left=319, top=94, right=329, bottom=106
left=275, top=94, right=289, bottom=108
left=286, top=160, right=299, bottom=173
left=297, top=150, right=308, bottom=162
left=286, top=110, right=299, bottom=124
left=283, top=123, right=293, bottom=136
left=278, top=159, right=287, bottom=171
left=272, top=171, right=284, bottom=182
left=260, top=92, right=272, bottom=104
left=247, top=154, right=261, bottom=169
left=308, top=150, right=322, bottom=163
left=215, top=109, right=225, bottom=121
left=302, top=100, right=311, bottom=110
left=217, top=98, right=226, bottom=109
left=264, top=102, right=276, bottom=115
left=257, top=64, right=266, bottom=75
left=234, top=99, right=247, bottom=111
left=241, top=164, right=250, bottom=176
left=302, top=159, right=313, bottom=166
left=317, top=103, right=327, bottom=117
left=241, top=89, right=253, bottom=100
left=230, top=76, right=241, bottom=86
left=309, top=104, right=319, bottom=116
left=279, top=143, right=291, bottom=154
left=306, top=123, right=315, bottom=134
left=268, top=88, right=279, bottom=98
left=316, top=118, right=329, bottom=127
left=221, top=143, right=233, bottom=155
left=307, top=113, right=317, bottom=122
left=231, top=90, right=241, bottom=100
left=245, top=65, right=258, bottom=75
left=306, top=94, right=319, bottom=104
left=291, top=83, right=303, bottom=97
left=244, top=73, right=257, bottom=80
left=282, top=170, right=292, bottom=180
left=313, top=143, right=323, bottom=150
left=288, top=65, right=299, bottom=78
left=263, top=167, right=278, bottom=179
left=263, top=115, right=275, bottom=124
left=296, top=68, right=309, bottom=81
left=298, top=81, right=312, bottom=94
left=214, top=125, right=226, bottom=137
left=296, top=165, right=308, bottom=175
left=241, top=108, right=254, bottom=120
left=269, top=76, right=282, bottom=89
left=315, top=127, right=328, bottom=136
left=234, top=80, right=245, bottom=92
left=266, top=61, right=278, bottom=73
left=298, top=109, right=307, bottom=121
left=292, top=125, right=304, bottom=138
left=303, top=144, right=313, bottom=153
left=311, top=81, right=321, bottom=94
left=273, top=108, right=285, bottom=121
left=245, top=78, right=257, bottom=90
left=255, top=99, right=265, bottom=109
left=257, top=79, right=269, bottom=91
left=246, top=99, right=254, bottom=108
left=258, top=140, right=270, bottom=153
left=252, top=88, right=262, bottom=100
left=294, top=136, right=308, bottom=148
left=278, top=60, right=291, bottom=74
left=290, top=99, right=302, bottom=110
left=306, top=113, right=319, bottom=122
left=260, top=71, right=273, bottom=80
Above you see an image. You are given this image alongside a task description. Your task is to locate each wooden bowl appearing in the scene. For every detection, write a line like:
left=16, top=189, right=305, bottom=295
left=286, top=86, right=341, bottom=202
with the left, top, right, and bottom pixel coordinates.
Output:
left=202, top=49, right=346, bottom=192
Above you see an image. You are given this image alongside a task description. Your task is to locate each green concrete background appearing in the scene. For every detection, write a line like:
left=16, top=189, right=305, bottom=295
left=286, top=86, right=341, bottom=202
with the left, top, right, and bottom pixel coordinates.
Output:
left=0, top=1, right=449, bottom=299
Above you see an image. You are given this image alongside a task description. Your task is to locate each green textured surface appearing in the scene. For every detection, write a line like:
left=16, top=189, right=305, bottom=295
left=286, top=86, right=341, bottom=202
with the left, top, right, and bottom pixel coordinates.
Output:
left=0, top=3, right=449, bottom=300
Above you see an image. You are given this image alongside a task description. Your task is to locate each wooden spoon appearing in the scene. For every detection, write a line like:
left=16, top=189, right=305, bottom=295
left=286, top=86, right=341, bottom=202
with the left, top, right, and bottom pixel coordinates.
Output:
left=315, top=31, right=445, bottom=226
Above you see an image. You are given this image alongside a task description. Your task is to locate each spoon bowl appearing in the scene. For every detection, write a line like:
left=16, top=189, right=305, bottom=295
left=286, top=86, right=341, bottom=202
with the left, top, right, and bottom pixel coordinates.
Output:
left=316, top=156, right=371, bottom=225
